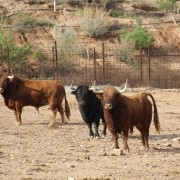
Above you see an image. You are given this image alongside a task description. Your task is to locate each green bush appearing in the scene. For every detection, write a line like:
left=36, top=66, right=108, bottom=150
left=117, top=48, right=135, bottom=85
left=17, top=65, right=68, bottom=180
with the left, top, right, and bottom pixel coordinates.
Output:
left=120, top=19, right=154, bottom=50
left=32, top=49, right=47, bottom=62
left=156, top=0, right=177, bottom=11
left=78, top=7, right=110, bottom=38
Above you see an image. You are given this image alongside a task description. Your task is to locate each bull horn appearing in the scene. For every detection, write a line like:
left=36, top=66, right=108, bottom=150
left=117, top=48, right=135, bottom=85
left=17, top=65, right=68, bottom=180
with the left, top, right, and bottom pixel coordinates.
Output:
left=119, top=79, right=128, bottom=93
left=70, top=81, right=76, bottom=90
left=89, top=80, right=96, bottom=91
left=7, top=74, right=14, bottom=79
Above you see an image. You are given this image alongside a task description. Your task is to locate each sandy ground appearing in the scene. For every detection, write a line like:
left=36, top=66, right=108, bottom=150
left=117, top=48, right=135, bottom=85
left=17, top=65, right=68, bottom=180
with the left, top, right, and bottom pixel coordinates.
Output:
left=0, top=89, right=180, bottom=180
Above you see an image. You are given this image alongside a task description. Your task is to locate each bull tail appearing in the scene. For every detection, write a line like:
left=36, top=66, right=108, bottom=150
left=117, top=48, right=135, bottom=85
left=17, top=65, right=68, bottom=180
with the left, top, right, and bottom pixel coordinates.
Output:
left=64, top=90, right=71, bottom=121
left=145, top=93, right=161, bottom=133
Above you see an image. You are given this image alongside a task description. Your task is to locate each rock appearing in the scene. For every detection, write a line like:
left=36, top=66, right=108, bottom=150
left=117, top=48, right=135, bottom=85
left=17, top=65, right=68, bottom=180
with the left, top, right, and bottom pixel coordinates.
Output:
left=23, top=158, right=28, bottom=163
left=172, top=137, right=180, bottom=142
left=69, top=164, right=75, bottom=168
left=112, top=149, right=125, bottom=156
left=68, top=177, right=75, bottom=180
left=164, top=143, right=172, bottom=147
left=32, top=159, right=39, bottom=165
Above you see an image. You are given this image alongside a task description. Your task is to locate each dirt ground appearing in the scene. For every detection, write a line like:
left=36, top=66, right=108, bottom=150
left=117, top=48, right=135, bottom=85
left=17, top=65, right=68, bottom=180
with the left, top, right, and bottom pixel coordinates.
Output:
left=0, top=88, right=180, bottom=180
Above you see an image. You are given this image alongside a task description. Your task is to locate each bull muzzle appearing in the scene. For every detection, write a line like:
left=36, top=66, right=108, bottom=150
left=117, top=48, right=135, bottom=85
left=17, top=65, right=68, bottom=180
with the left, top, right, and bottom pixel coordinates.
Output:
left=104, top=103, right=112, bottom=110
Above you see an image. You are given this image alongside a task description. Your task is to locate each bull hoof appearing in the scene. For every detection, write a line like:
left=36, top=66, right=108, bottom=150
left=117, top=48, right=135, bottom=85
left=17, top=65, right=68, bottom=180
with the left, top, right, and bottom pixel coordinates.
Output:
left=48, top=123, right=56, bottom=128
left=62, top=121, right=68, bottom=124
left=101, top=134, right=106, bottom=138
left=143, top=148, right=149, bottom=152
left=89, top=136, right=94, bottom=139
left=95, top=136, right=100, bottom=139
left=16, top=122, right=21, bottom=126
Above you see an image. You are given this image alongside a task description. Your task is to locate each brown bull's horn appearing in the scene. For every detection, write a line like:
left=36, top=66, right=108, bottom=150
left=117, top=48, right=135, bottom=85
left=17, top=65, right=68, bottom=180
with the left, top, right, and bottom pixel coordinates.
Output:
left=7, top=74, right=14, bottom=79
left=119, top=79, right=128, bottom=93
left=92, top=82, right=103, bottom=93
left=70, top=81, right=76, bottom=90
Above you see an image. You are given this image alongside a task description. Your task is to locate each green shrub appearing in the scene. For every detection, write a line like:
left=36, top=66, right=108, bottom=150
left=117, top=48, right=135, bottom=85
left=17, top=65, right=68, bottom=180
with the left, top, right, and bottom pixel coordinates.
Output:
left=120, top=19, right=154, bottom=50
left=78, top=7, right=110, bottom=38
left=32, top=49, right=47, bottom=62
left=0, top=26, right=31, bottom=66
left=156, top=0, right=177, bottom=11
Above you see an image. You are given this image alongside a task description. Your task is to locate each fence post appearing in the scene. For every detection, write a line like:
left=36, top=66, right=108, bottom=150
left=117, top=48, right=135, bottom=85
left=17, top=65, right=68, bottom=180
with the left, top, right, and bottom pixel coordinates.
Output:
left=148, top=46, right=151, bottom=87
left=140, top=49, right=143, bottom=86
left=102, top=42, right=105, bottom=84
left=93, top=47, right=96, bottom=82
left=53, top=0, right=56, bottom=12
left=52, top=45, right=55, bottom=80
left=54, top=41, right=58, bottom=79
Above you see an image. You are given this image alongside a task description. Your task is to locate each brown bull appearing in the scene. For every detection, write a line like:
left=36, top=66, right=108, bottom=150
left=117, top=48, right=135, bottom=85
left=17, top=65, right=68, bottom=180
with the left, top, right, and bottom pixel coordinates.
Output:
left=96, top=86, right=160, bottom=151
left=0, top=74, right=70, bottom=126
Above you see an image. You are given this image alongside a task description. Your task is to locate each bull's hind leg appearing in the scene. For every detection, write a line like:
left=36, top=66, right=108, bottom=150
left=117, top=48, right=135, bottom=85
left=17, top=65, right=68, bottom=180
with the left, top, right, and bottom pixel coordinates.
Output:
left=48, top=109, right=57, bottom=127
left=48, top=102, right=58, bottom=127
left=136, top=126, right=146, bottom=150
left=144, top=127, right=150, bottom=151
left=57, top=104, right=66, bottom=124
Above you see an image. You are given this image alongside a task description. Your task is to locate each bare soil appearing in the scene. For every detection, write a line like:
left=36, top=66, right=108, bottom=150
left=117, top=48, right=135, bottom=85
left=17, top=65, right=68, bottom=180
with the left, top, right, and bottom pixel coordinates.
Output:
left=0, top=89, right=180, bottom=180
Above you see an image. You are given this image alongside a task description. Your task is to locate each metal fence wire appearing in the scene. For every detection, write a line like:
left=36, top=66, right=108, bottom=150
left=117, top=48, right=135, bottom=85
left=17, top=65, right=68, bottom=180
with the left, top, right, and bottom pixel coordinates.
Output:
left=0, top=42, right=179, bottom=89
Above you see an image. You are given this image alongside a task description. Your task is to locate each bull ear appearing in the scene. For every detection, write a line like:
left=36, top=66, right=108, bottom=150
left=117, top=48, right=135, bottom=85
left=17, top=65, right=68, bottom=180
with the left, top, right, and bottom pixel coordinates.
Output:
left=96, top=93, right=103, bottom=100
left=71, top=90, right=76, bottom=95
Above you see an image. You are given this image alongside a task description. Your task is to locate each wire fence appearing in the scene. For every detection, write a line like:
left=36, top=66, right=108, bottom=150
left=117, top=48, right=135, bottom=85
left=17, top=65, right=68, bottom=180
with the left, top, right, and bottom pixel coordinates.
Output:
left=0, top=41, right=179, bottom=89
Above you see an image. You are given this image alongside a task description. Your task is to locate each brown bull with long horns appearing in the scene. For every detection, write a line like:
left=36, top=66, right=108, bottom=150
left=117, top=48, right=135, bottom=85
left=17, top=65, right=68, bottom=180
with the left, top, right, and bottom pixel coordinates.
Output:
left=95, top=83, right=160, bottom=152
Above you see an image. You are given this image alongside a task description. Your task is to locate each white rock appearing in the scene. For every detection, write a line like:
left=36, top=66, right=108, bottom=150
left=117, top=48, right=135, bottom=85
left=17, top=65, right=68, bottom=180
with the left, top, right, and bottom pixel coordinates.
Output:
left=164, top=143, right=172, bottom=147
left=68, top=177, right=75, bottom=180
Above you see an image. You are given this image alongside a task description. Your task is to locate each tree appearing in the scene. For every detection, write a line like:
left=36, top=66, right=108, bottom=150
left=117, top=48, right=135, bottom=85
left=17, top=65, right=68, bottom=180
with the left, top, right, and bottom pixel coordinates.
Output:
left=0, top=25, right=31, bottom=67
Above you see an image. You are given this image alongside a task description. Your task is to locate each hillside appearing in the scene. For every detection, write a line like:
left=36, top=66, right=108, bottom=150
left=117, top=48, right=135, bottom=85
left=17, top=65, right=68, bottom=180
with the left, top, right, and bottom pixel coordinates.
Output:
left=0, top=0, right=180, bottom=50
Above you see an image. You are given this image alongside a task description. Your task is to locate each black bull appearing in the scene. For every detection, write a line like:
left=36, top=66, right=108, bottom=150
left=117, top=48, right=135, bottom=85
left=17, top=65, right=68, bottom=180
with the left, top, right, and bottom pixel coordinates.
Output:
left=71, top=85, right=107, bottom=137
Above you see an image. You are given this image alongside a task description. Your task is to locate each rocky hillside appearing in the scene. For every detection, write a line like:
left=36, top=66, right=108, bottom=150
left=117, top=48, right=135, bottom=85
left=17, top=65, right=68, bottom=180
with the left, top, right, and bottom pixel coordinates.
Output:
left=0, top=0, right=180, bottom=51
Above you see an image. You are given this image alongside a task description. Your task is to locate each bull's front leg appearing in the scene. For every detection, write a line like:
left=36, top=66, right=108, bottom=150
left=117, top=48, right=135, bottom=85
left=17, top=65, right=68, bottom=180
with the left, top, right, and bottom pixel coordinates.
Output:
left=94, top=122, right=100, bottom=138
left=102, top=119, right=107, bottom=136
left=87, top=123, right=94, bottom=138
left=122, top=130, right=129, bottom=152
left=14, top=104, right=22, bottom=125
left=107, top=125, right=119, bottom=148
